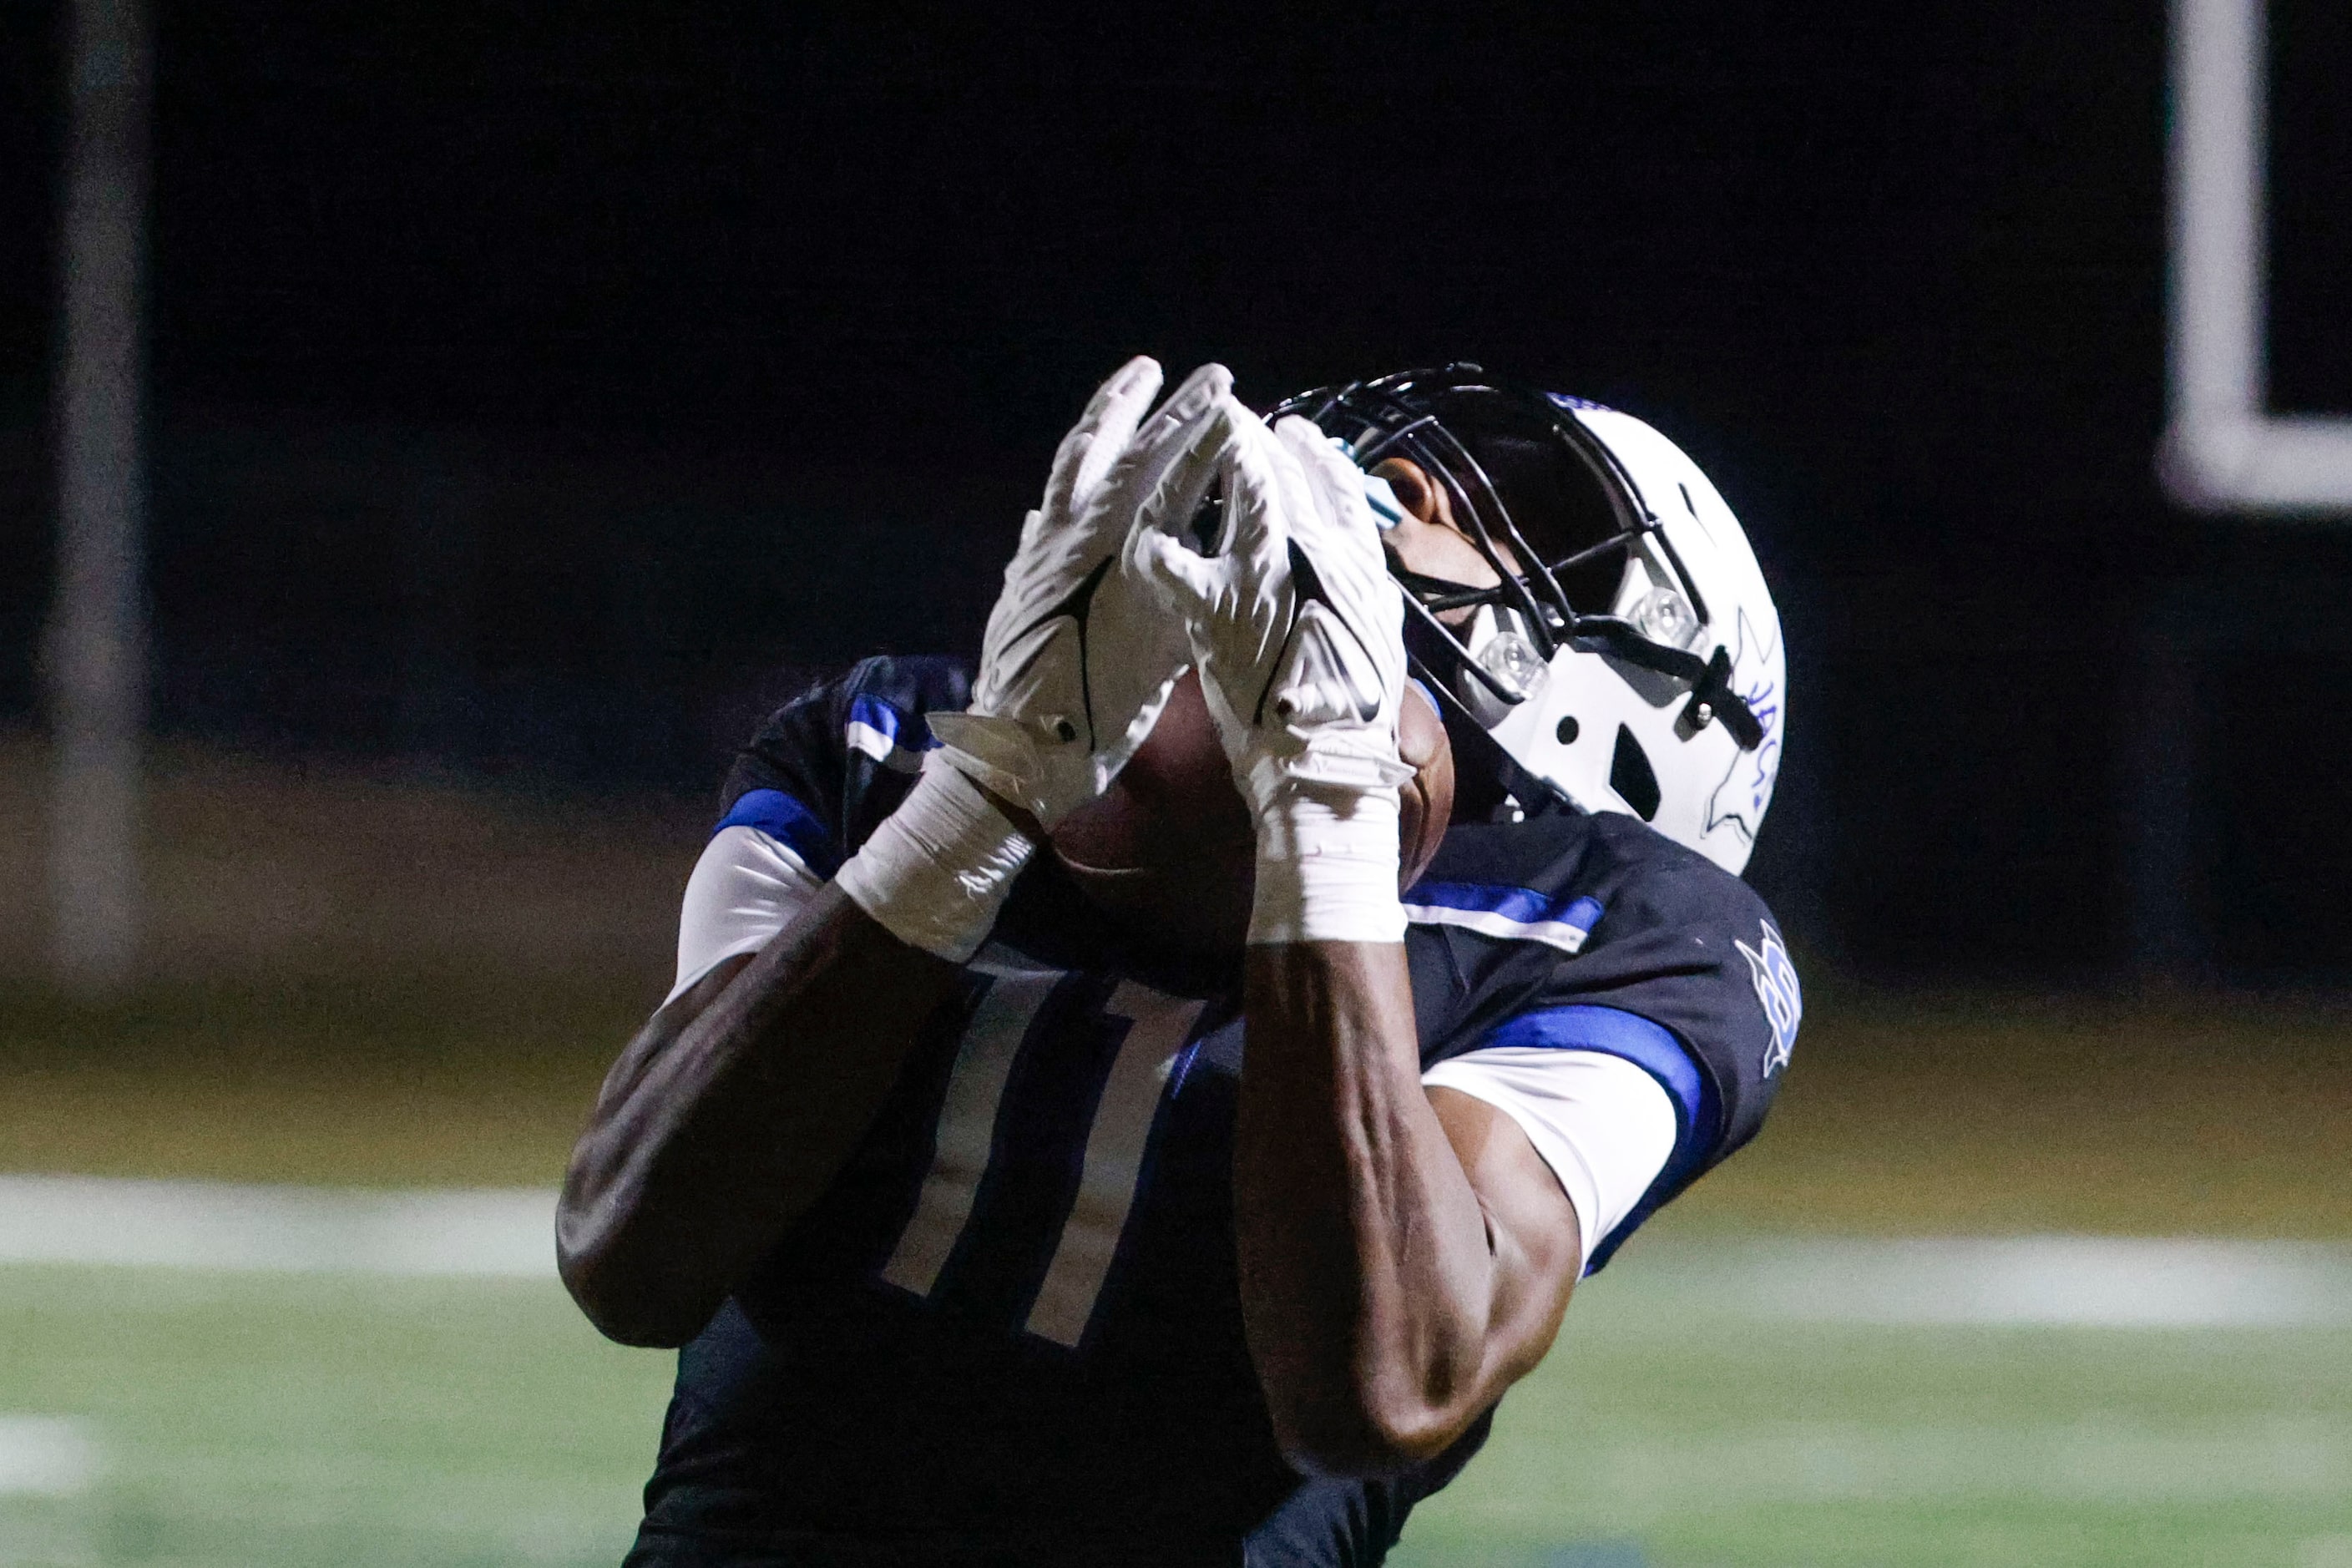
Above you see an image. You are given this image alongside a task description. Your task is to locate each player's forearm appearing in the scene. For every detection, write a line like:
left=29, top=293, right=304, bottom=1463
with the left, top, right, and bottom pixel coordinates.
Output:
left=1235, top=939, right=1502, bottom=1476
left=557, top=884, right=960, bottom=1347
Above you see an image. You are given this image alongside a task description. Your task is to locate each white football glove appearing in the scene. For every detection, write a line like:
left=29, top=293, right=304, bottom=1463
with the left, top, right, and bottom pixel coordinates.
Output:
left=837, top=357, right=1232, bottom=961
left=926, top=356, right=1235, bottom=828
left=1127, top=404, right=1415, bottom=944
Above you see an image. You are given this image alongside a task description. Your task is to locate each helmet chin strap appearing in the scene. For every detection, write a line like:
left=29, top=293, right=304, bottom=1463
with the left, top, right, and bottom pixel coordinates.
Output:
left=1685, top=645, right=1764, bottom=750
left=1564, top=619, right=1765, bottom=751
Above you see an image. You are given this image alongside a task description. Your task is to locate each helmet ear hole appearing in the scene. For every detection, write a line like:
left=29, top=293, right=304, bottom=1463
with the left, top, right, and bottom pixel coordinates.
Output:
left=1609, top=725, right=1662, bottom=822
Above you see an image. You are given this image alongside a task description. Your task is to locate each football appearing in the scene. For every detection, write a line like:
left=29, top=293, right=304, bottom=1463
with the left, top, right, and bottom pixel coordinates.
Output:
left=1050, top=670, right=1454, bottom=951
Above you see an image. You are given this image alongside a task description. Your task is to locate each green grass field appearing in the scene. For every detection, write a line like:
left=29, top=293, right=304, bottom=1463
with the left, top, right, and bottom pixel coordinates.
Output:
left=0, top=969, right=2342, bottom=1568
left=3, top=746, right=2348, bottom=1565
left=1392, top=1241, right=2352, bottom=1568
left=6, top=1242, right=2350, bottom=1568
left=0, top=1266, right=668, bottom=1567
left=4, top=970, right=2349, bottom=1568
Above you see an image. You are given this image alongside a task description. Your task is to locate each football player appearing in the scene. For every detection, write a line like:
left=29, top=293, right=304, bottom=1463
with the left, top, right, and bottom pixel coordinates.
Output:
left=558, top=357, right=1798, bottom=1566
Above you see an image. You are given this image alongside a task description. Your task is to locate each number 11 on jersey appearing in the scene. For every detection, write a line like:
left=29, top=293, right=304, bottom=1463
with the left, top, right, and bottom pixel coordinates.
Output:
left=880, top=954, right=1207, bottom=1348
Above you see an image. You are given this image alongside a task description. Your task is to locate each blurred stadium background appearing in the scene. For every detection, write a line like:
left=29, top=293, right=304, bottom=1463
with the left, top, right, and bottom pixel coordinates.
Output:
left=3, top=3, right=2349, bottom=1565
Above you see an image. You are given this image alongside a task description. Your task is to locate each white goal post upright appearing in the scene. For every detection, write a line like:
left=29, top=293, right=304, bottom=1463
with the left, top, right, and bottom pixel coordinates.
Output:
left=47, top=0, right=150, bottom=994
left=2163, top=0, right=2352, bottom=513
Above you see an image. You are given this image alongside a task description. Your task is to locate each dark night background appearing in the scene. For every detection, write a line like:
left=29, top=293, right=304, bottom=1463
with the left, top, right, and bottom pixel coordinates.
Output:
left=3, top=0, right=2348, bottom=986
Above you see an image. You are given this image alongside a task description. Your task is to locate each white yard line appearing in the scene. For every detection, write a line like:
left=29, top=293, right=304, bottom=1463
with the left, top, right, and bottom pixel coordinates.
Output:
left=1, top=1176, right=2348, bottom=1328
left=0, top=1175, right=553, bottom=1278
left=1702, top=1235, right=2352, bottom=1328
left=0, top=1416, right=98, bottom=1498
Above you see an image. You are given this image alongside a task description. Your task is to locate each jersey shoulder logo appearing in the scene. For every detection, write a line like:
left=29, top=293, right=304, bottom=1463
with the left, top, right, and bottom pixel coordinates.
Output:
left=1733, top=918, right=1801, bottom=1076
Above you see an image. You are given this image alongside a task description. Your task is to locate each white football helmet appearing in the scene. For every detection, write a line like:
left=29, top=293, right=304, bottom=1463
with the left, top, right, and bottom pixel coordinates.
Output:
left=1274, top=367, right=1785, bottom=875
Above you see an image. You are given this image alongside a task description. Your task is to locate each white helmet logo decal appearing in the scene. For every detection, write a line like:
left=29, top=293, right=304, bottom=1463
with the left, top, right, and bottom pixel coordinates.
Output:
left=1702, top=608, right=1782, bottom=850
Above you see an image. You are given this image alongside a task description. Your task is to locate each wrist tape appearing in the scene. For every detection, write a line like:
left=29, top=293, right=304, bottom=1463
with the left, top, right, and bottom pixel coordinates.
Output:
left=1248, top=781, right=1405, bottom=946
left=835, top=756, right=1036, bottom=962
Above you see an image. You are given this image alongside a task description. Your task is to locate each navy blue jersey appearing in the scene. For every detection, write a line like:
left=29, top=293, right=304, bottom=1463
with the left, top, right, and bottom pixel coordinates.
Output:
left=626, top=656, right=1798, bottom=1568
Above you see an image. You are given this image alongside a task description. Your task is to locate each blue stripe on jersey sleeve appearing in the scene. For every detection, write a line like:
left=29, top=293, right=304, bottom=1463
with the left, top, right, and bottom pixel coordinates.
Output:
left=1407, top=881, right=1605, bottom=930
left=1401, top=883, right=1606, bottom=954
left=1474, top=1004, right=1721, bottom=1272
left=713, top=788, right=842, bottom=878
left=843, top=695, right=939, bottom=775
left=1479, top=1004, right=1701, bottom=1111
left=847, top=694, right=917, bottom=744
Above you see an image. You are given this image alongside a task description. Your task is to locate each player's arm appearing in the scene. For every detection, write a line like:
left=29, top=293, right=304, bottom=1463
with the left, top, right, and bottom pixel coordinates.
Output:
left=559, top=887, right=963, bottom=1348
left=1235, top=942, right=1581, bottom=1475
left=559, top=357, right=1231, bottom=1348
left=559, top=743, right=1130, bottom=1351
left=1131, top=402, right=1580, bottom=1474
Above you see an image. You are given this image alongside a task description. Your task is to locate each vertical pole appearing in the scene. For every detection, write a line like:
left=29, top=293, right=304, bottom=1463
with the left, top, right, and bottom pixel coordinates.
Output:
left=47, top=0, right=151, bottom=994
left=2168, top=0, right=2266, bottom=432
